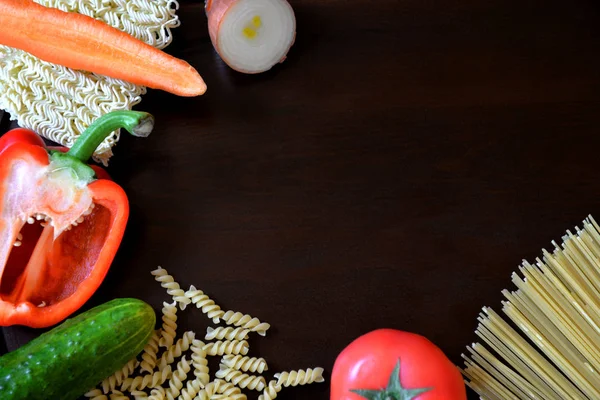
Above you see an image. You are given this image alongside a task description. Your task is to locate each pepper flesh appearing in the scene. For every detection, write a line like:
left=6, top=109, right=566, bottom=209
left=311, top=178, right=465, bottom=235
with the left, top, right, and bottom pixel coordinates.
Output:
left=0, top=111, right=153, bottom=327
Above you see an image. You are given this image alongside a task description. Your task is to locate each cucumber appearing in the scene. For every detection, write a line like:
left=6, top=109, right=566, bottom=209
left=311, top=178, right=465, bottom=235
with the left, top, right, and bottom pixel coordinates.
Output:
left=0, top=298, right=155, bottom=400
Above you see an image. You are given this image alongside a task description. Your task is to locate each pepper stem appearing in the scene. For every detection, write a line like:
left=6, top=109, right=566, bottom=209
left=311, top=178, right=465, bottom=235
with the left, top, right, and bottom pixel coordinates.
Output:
left=67, top=110, right=154, bottom=162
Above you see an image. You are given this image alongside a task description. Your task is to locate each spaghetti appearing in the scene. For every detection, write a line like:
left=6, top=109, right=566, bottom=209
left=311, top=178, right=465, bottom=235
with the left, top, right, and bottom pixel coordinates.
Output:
left=462, top=215, right=600, bottom=399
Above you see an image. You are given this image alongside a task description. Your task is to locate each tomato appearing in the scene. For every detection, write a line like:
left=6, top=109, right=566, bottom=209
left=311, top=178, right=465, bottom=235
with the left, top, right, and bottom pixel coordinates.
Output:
left=331, top=329, right=467, bottom=400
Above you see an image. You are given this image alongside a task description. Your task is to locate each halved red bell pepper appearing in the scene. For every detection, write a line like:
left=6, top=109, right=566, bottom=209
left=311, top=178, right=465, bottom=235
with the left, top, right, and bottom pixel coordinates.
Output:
left=0, top=111, right=153, bottom=327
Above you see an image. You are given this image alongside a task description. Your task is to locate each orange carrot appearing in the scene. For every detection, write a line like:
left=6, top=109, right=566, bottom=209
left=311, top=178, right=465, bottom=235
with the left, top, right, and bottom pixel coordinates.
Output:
left=0, top=0, right=206, bottom=96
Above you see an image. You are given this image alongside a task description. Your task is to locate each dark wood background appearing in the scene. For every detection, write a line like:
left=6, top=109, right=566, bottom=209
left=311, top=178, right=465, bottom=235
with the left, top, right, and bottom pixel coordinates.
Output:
left=2, top=0, right=600, bottom=398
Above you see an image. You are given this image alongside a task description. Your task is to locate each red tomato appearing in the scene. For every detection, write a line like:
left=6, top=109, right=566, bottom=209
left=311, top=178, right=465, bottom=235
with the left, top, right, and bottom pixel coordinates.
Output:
left=331, top=329, right=467, bottom=400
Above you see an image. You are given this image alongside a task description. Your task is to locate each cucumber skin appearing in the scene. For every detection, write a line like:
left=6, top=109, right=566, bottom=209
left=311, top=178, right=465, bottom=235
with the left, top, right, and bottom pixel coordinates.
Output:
left=0, top=298, right=155, bottom=400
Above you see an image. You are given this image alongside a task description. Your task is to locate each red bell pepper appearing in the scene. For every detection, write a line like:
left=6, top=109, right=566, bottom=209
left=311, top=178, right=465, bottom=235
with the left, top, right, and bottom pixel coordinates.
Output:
left=0, top=111, right=153, bottom=327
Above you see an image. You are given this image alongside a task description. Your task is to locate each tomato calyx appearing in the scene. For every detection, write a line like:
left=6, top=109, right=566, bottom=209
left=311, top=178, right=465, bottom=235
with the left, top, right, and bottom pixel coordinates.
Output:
left=351, top=359, right=432, bottom=400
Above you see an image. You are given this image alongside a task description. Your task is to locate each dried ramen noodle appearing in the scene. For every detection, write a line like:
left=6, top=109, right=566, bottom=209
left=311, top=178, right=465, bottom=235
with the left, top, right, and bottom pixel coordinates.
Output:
left=0, top=0, right=180, bottom=164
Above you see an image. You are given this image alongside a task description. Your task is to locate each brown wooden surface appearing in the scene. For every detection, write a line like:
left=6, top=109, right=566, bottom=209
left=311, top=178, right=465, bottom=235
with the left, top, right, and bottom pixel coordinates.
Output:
left=2, top=0, right=600, bottom=399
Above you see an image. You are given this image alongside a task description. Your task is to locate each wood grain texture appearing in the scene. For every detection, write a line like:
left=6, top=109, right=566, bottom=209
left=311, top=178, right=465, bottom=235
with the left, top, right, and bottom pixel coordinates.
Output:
left=2, top=0, right=600, bottom=399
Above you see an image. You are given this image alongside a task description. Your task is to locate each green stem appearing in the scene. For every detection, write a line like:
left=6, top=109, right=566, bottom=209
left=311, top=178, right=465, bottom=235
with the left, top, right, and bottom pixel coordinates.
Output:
left=67, top=110, right=154, bottom=162
left=351, top=360, right=432, bottom=400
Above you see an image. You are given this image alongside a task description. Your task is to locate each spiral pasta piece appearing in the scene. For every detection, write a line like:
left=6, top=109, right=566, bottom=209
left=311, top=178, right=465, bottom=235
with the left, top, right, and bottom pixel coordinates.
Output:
left=157, top=330, right=195, bottom=369
left=101, top=358, right=140, bottom=393
left=202, top=379, right=225, bottom=397
left=274, top=368, right=325, bottom=387
left=190, top=339, right=210, bottom=386
left=85, top=388, right=108, bottom=400
left=130, top=391, right=149, bottom=400
left=166, top=356, right=192, bottom=398
left=152, top=266, right=191, bottom=310
left=177, top=378, right=203, bottom=400
left=215, top=367, right=266, bottom=391
left=148, top=387, right=166, bottom=400
left=195, top=379, right=248, bottom=399
left=202, top=340, right=249, bottom=356
left=221, top=311, right=270, bottom=336
left=193, top=391, right=209, bottom=400
left=205, top=326, right=250, bottom=341
left=258, top=380, right=282, bottom=400
left=215, top=380, right=245, bottom=396
left=140, top=330, right=161, bottom=373
left=120, top=365, right=172, bottom=391
left=212, top=394, right=247, bottom=400
left=221, top=355, right=268, bottom=374
left=109, top=390, right=130, bottom=400
left=184, top=285, right=224, bottom=323
left=194, top=381, right=218, bottom=400
left=159, top=301, right=178, bottom=348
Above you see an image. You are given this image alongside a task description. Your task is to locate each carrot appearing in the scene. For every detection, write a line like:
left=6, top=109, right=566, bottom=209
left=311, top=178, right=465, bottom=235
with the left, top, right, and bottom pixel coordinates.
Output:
left=206, top=0, right=296, bottom=74
left=0, top=0, right=206, bottom=97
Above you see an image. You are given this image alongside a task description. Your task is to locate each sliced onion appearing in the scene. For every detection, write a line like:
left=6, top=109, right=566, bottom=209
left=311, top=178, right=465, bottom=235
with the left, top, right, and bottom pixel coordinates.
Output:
left=207, top=0, right=296, bottom=74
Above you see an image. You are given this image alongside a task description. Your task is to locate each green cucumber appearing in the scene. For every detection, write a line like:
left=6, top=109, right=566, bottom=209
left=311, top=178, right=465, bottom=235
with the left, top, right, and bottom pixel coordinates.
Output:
left=0, top=298, right=155, bottom=400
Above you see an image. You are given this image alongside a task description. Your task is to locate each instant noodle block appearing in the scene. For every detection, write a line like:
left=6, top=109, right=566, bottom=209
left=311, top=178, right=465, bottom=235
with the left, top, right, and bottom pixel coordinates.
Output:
left=0, top=0, right=181, bottom=164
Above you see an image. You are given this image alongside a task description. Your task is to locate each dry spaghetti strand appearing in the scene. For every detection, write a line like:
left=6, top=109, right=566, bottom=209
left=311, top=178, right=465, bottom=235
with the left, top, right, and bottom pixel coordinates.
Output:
left=463, top=215, right=600, bottom=400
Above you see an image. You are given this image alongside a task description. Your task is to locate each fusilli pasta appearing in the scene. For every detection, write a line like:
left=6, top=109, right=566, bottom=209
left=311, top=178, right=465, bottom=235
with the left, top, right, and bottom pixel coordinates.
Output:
left=195, top=379, right=227, bottom=400
left=177, top=378, right=203, bottom=400
left=166, top=356, right=191, bottom=398
left=190, top=339, right=210, bottom=386
left=212, top=394, right=247, bottom=400
left=120, top=365, right=172, bottom=391
left=140, top=330, right=161, bottom=373
left=203, top=340, right=249, bottom=356
left=185, top=285, right=224, bottom=323
left=158, top=301, right=178, bottom=348
left=205, top=326, right=250, bottom=341
left=0, top=0, right=180, bottom=164
left=139, top=266, right=325, bottom=400
left=221, top=355, right=268, bottom=374
left=85, top=388, right=108, bottom=400
left=212, top=380, right=247, bottom=399
left=152, top=266, right=191, bottom=310
left=193, top=390, right=209, bottom=400
left=101, top=358, right=140, bottom=393
left=130, top=391, right=149, bottom=400
left=148, top=387, right=166, bottom=400
left=221, top=311, right=270, bottom=336
left=258, top=380, right=282, bottom=400
left=109, top=390, right=130, bottom=400
left=157, top=330, right=195, bottom=369
left=215, top=367, right=266, bottom=391
left=201, top=379, right=225, bottom=397
left=274, top=368, right=325, bottom=387
left=215, top=379, right=244, bottom=396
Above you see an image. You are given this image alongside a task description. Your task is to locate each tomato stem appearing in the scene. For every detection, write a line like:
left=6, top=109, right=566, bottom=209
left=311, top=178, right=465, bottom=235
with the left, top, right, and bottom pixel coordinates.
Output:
left=351, top=359, right=433, bottom=400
